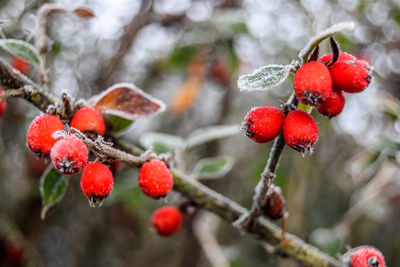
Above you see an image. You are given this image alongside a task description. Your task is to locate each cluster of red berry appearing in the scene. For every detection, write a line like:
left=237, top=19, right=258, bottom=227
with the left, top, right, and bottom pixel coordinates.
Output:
left=25, top=105, right=182, bottom=235
left=242, top=51, right=372, bottom=154
left=343, top=246, right=385, bottom=267
left=26, top=107, right=113, bottom=205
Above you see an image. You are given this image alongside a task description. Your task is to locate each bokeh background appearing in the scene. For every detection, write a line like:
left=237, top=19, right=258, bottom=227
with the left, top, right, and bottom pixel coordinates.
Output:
left=0, top=0, right=400, bottom=266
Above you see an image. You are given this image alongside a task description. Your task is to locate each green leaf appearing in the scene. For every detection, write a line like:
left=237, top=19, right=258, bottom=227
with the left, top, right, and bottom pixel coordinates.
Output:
left=40, top=166, right=70, bottom=220
left=193, top=156, right=234, bottom=179
left=298, top=22, right=355, bottom=63
left=139, top=132, right=185, bottom=154
left=185, top=124, right=240, bottom=150
left=106, top=114, right=134, bottom=135
left=0, top=39, right=40, bottom=65
left=238, top=64, right=292, bottom=91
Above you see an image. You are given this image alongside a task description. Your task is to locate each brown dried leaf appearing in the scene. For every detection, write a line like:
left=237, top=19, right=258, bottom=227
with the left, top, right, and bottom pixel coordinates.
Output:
left=73, top=7, right=95, bottom=19
left=88, top=83, right=165, bottom=120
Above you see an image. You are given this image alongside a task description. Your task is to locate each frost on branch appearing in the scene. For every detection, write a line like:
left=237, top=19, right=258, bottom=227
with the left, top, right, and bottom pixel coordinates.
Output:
left=238, top=64, right=292, bottom=92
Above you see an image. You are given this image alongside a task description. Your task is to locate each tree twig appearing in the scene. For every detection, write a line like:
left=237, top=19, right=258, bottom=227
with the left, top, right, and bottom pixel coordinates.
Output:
left=233, top=93, right=298, bottom=231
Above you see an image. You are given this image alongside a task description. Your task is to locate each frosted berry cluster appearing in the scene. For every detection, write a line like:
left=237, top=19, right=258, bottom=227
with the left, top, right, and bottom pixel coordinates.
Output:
left=25, top=107, right=114, bottom=206
left=242, top=51, right=372, bottom=154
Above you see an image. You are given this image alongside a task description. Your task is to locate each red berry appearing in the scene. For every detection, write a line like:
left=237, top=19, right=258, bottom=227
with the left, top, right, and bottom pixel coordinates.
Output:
left=70, top=106, right=105, bottom=136
left=26, top=114, right=64, bottom=157
left=342, top=246, right=385, bottom=267
left=0, top=88, right=6, bottom=116
left=319, top=52, right=356, bottom=65
left=80, top=162, right=114, bottom=206
left=211, top=61, right=229, bottom=83
left=283, top=110, right=318, bottom=154
left=242, top=106, right=285, bottom=143
left=317, top=88, right=345, bottom=118
left=138, top=160, right=173, bottom=198
left=294, top=61, right=332, bottom=106
left=10, top=56, right=31, bottom=75
left=330, top=59, right=372, bottom=93
left=50, top=136, right=88, bottom=175
left=151, top=206, right=183, bottom=236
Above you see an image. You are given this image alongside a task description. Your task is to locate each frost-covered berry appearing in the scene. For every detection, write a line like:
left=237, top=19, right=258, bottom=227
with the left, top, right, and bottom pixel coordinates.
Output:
left=294, top=61, right=332, bottom=106
left=242, top=106, right=285, bottom=143
left=151, top=206, right=183, bottom=236
left=317, top=88, right=345, bottom=118
left=80, top=162, right=114, bottom=207
left=0, top=88, right=6, bottom=116
left=70, top=106, right=105, bottom=136
left=50, top=136, right=88, bottom=175
left=319, top=52, right=356, bottom=65
left=283, top=110, right=319, bottom=154
left=26, top=114, right=64, bottom=157
left=342, top=246, right=385, bottom=267
left=10, top=56, right=31, bottom=75
left=138, top=160, right=173, bottom=198
left=330, top=59, right=372, bottom=93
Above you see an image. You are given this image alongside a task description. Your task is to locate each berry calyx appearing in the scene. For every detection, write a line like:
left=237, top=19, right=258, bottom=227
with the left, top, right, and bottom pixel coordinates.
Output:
left=242, top=106, right=285, bottom=143
left=0, top=88, right=6, bottom=116
left=283, top=110, right=319, bottom=154
left=317, top=88, right=345, bottom=118
left=80, top=162, right=114, bottom=207
left=50, top=136, right=88, bottom=175
left=319, top=52, right=356, bottom=65
left=138, top=160, right=173, bottom=198
left=26, top=114, right=64, bottom=157
left=70, top=106, right=105, bottom=136
left=294, top=61, right=332, bottom=106
left=151, top=206, right=183, bottom=236
left=330, top=59, right=372, bottom=93
left=342, top=246, right=385, bottom=267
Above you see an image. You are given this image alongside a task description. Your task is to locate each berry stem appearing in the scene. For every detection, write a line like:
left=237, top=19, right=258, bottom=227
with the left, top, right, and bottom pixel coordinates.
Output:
left=233, top=93, right=298, bottom=231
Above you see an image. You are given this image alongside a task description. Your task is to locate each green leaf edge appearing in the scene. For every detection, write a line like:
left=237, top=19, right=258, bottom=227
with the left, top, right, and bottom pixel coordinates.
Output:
left=0, top=39, right=40, bottom=65
left=40, top=166, right=70, bottom=220
left=193, top=155, right=234, bottom=179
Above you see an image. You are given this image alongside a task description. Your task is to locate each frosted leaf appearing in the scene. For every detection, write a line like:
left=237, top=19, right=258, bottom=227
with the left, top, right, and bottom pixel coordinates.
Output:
left=238, top=64, right=292, bottom=92
left=185, top=124, right=240, bottom=149
left=298, top=21, right=355, bottom=63
left=0, top=39, right=40, bottom=65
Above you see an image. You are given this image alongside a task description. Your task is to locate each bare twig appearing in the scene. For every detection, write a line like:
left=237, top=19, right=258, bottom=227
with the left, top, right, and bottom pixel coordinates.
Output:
left=233, top=93, right=298, bottom=231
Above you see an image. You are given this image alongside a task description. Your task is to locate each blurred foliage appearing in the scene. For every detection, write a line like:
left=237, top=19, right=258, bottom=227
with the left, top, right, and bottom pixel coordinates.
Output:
left=0, top=0, right=400, bottom=266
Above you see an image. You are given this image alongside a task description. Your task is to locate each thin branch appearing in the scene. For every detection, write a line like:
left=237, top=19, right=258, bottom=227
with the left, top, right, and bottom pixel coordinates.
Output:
left=234, top=93, right=298, bottom=230
left=0, top=57, right=342, bottom=267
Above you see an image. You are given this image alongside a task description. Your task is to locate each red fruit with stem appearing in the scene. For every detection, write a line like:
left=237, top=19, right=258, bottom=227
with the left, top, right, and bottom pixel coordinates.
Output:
left=80, top=162, right=114, bottom=207
left=317, top=88, right=345, bottom=118
left=26, top=114, right=64, bottom=157
left=294, top=61, right=332, bottom=106
left=10, top=56, right=31, bottom=75
left=330, top=59, right=372, bottom=93
left=283, top=110, right=319, bottom=154
left=70, top=106, right=105, bottom=136
left=138, top=160, right=173, bottom=198
left=0, top=89, right=6, bottom=116
left=151, top=206, right=183, bottom=236
left=342, top=246, right=385, bottom=267
left=242, top=106, right=285, bottom=143
left=50, top=136, right=88, bottom=175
